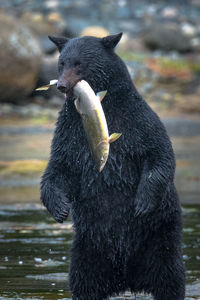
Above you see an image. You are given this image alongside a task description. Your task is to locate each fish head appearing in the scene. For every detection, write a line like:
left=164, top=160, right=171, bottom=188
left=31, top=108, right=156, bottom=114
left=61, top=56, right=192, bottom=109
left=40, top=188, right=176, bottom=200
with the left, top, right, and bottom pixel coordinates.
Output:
left=94, top=141, right=109, bottom=172
left=48, top=33, right=123, bottom=97
left=73, top=80, right=95, bottom=100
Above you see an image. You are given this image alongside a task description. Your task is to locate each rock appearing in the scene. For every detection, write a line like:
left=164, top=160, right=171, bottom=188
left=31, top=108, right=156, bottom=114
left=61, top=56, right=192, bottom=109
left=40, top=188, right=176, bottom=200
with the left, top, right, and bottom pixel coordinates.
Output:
left=192, top=0, right=200, bottom=6
left=161, top=7, right=178, bottom=18
left=20, top=12, right=63, bottom=37
left=20, top=12, right=65, bottom=54
left=34, top=54, right=61, bottom=99
left=62, top=17, right=92, bottom=37
left=143, top=23, right=192, bottom=53
left=0, top=13, right=42, bottom=103
left=118, top=33, right=145, bottom=52
left=37, top=53, right=59, bottom=85
left=115, top=3, right=132, bottom=19
left=47, top=12, right=63, bottom=23
left=39, top=35, right=58, bottom=54
left=139, top=82, right=154, bottom=95
left=181, top=22, right=197, bottom=37
left=39, top=36, right=56, bottom=55
left=81, top=26, right=109, bottom=38
left=191, top=37, right=200, bottom=51
left=178, top=87, right=200, bottom=113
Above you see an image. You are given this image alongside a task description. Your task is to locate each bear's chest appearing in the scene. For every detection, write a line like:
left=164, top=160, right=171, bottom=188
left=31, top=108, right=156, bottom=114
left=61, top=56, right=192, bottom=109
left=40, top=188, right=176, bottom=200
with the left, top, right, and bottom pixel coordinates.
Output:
left=70, top=136, right=143, bottom=200
left=64, top=102, right=146, bottom=183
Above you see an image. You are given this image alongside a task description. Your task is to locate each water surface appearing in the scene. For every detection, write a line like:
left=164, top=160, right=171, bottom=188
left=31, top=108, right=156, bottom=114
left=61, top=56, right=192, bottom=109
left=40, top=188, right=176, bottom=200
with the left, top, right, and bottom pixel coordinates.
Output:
left=0, top=203, right=199, bottom=299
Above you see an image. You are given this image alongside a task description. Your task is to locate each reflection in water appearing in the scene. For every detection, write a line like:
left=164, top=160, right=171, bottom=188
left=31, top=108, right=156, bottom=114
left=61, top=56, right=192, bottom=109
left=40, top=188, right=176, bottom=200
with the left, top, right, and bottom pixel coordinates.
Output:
left=0, top=204, right=199, bottom=299
left=183, top=205, right=200, bottom=286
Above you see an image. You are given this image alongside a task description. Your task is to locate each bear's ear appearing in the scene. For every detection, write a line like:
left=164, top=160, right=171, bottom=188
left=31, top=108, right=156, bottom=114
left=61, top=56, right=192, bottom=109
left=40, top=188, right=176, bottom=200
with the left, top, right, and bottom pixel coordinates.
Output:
left=48, top=35, right=69, bottom=52
left=102, top=32, right=123, bottom=49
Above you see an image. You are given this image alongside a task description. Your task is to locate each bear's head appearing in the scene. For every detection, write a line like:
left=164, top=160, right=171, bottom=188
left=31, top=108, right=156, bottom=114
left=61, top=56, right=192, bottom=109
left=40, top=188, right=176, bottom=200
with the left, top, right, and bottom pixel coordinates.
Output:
left=48, top=33, right=123, bottom=97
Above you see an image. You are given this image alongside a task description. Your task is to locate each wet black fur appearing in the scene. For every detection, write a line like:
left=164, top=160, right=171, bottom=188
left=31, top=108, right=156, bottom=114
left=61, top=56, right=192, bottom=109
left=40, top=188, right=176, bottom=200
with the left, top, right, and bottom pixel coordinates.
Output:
left=41, top=33, right=185, bottom=300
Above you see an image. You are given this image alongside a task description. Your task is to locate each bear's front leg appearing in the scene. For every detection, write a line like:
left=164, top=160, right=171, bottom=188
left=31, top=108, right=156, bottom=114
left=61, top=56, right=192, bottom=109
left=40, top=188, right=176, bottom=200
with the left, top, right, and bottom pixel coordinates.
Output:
left=40, top=162, right=72, bottom=223
left=134, top=148, right=175, bottom=216
left=40, top=101, right=81, bottom=223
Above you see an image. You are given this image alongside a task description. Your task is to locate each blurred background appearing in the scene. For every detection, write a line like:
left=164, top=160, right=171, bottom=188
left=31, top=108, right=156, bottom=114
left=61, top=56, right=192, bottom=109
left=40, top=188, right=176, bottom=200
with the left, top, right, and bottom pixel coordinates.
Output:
left=0, top=0, right=200, bottom=299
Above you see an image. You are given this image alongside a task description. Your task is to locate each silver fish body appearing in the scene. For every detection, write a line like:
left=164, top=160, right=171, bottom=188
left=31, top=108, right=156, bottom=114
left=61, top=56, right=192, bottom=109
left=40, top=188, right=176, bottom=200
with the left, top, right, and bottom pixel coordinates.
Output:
left=73, top=80, right=121, bottom=172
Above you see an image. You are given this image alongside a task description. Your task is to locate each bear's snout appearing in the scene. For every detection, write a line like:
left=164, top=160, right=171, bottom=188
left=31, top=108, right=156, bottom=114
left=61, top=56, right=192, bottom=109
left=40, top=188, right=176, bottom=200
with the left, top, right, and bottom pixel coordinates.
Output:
left=57, top=68, right=81, bottom=96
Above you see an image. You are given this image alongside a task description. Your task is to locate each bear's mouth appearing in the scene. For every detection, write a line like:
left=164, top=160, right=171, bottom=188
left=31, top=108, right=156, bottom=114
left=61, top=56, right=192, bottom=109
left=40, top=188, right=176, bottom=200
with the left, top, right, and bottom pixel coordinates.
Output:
left=57, top=69, right=82, bottom=99
left=65, top=79, right=82, bottom=99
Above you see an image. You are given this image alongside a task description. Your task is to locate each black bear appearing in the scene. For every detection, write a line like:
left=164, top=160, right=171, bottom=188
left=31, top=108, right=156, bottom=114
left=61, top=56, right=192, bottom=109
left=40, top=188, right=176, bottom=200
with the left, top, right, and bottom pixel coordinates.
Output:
left=41, top=33, right=185, bottom=300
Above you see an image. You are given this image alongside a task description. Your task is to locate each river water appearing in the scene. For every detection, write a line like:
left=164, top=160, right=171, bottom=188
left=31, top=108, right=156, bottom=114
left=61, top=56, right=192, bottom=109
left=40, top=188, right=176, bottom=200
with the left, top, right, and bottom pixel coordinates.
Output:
left=0, top=202, right=199, bottom=300
left=0, top=117, right=199, bottom=299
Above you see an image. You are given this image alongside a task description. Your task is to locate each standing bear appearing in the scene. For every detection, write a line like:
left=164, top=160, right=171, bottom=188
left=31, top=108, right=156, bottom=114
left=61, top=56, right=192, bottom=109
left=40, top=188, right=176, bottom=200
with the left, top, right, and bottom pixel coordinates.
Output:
left=40, top=33, right=185, bottom=300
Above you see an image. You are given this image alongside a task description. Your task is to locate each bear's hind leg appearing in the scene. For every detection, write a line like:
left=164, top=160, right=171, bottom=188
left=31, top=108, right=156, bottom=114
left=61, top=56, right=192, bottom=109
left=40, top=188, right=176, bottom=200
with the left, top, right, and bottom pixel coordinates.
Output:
left=150, top=256, right=185, bottom=300
left=70, top=264, right=111, bottom=300
left=152, top=281, right=185, bottom=300
left=69, top=241, right=115, bottom=300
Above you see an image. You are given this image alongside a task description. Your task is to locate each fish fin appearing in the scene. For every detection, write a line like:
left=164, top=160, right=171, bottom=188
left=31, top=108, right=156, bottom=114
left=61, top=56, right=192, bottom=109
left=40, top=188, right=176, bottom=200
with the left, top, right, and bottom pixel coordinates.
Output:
left=74, top=98, right=81, bottom=114
left=109, top=133, right=122, bottom=143
left=49, top=79, right=58, bottom=85
left=97, top=90, right=107, bottom=102
left=35, top=79, right=58, bottom=91
left=35, top=84, right=50, bottom=91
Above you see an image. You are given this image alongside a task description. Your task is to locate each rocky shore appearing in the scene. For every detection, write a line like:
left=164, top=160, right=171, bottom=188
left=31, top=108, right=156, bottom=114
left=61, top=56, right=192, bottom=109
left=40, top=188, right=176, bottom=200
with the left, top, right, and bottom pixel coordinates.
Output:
left=0, top=0, right=200, bottom=113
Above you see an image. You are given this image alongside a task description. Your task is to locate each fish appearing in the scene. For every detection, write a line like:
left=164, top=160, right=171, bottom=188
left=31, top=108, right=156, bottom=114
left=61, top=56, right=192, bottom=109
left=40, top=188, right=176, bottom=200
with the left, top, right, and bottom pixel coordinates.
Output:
left=35, top=79, right=58, bottom=91
left=73, top=80, right=122, bottom=172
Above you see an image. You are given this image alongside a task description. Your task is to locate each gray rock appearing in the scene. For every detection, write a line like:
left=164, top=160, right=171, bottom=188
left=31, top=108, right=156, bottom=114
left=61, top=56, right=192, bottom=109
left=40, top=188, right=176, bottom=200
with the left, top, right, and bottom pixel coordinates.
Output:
left=63, top=16, right=94, bottom=37
left=39, top=35, right=57, bottom=54
left=0, top=12, right=42, bottom=103
left=35, top=54, right=60, bottom=99
left=143, top=22, right=192, bottom=52
left=181, top=22, right=197, bottom=37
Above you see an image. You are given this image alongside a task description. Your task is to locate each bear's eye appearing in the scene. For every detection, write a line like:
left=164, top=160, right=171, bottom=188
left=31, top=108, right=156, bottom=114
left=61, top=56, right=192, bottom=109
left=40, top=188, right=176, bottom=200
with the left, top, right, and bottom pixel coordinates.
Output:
left=74, top=61, right=81, bottom=68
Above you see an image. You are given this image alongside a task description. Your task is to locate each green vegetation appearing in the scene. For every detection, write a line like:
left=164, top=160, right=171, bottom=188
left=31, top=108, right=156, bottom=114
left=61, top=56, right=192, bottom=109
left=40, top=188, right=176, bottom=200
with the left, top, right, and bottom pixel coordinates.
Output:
left=118, top=50, right=200, bottom=80
left=117, top=50, right=147, bottom=62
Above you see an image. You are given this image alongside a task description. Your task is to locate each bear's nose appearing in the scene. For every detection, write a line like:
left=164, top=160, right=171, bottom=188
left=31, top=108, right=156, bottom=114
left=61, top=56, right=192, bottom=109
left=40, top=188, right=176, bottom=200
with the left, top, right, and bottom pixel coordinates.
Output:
left=57, top=83, right=67, bottom=93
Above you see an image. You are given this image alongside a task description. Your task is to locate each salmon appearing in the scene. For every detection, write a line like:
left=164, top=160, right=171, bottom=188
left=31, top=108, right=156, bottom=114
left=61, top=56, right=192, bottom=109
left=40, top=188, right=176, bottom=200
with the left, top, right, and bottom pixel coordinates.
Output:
left=73, top=80, right=121, bottom=172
